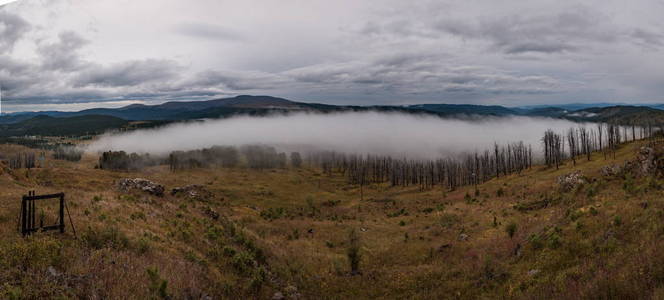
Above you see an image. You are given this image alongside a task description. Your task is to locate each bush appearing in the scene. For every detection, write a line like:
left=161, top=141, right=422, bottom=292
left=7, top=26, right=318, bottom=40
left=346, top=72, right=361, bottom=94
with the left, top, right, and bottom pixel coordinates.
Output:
left=440, top=213, right=460, bottom=228
left=146, top=267, right=170, bottom=299
left=613, top=215, right=622, bottom=227
left=347, top=229, right=361, bottom=275
left=0, top=237, right=64, bottom=270
left=260, top=207, right=285, bottom=221
left=232, top=251, right=256, bottom=275
left=506, top=222, right=517, bottom=238
left=81, top=226, right=130, bottom=250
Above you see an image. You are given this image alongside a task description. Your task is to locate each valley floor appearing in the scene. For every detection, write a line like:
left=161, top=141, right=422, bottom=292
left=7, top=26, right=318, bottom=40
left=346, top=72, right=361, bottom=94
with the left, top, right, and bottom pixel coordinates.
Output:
left=1, top=140, right=664, bottom=299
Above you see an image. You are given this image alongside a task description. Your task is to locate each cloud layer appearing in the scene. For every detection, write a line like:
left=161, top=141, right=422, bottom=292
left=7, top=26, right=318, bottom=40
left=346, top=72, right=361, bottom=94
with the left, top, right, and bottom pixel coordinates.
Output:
left=1, top=0, right=664, bottom=111
left=86, top=112, right=583, bottom=160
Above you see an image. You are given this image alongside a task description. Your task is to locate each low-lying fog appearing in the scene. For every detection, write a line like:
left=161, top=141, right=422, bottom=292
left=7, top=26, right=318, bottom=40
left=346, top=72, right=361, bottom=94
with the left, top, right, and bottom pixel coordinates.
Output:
left=86, top=112, right=585, bottom=159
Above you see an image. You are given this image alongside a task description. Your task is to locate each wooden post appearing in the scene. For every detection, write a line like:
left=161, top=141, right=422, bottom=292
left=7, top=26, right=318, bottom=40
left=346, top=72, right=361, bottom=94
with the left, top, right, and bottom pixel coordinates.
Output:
left=59, top=194, right=65, bottom=233
left=21, top=197, right=26, bottom=236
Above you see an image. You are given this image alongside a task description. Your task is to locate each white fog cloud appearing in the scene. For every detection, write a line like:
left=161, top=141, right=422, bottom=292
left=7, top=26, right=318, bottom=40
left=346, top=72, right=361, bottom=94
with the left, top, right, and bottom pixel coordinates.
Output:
left=86, top=112, right=584, bottom=159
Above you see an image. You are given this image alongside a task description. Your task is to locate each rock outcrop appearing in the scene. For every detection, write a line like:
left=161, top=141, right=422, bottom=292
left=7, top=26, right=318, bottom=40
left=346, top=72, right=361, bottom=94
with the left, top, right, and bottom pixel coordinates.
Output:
left=171, top=184, right=214, bottom=201
left=117, top=178, right=165, bottom=196
left=557, top=170, right=585, bottom=191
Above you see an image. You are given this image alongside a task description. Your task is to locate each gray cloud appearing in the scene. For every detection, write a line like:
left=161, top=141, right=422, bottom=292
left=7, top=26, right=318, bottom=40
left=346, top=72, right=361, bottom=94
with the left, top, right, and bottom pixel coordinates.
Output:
left=37, top=31, right=89, bottom=72
left=2, top=0, right=664, bottom=110
left=73, top=59, right=181, bottom=88
left=173, top=22, right=243, bottom=42
left=0, top=10, right=30, bottom=53
left=185, top=69, right=285, bottom=91
left=434, top=9, right=613, bottom=54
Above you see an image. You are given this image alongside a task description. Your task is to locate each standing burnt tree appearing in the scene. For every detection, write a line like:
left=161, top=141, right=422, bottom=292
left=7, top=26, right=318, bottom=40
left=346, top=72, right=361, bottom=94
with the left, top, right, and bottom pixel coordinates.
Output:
left=543, top=130, right=564, bottom=169
left=290, top=152, right=303, bottom=168
left=567, top=128, right=578, bottom=166
left=579, top=127, right=592, bottom=161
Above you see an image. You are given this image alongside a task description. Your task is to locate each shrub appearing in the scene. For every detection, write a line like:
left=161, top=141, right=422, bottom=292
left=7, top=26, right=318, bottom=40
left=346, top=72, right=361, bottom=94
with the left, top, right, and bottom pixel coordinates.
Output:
left=623, top=174, right=636, bottom=195
left=589, top=207, right=599, bottom=216
left=260, top=207, right=285, bottom=221
left=347, top=229, right=361, bottom=275
left=506, top=222, right=517, bottom=238
left=464, top=192, right=472, bottom=203
left=232, top=251, right=256, bottom=275
left=0, top=238, right=64, bottom=270
left=146, top=267, right=170, bottom=299
left=81, top=226, right=130, bottom=250
left=613, top=215, right=622, bottom=226
left=223, top=246, right=236, bottom=257
left=440, top=213, right=460, bottom=228
left=134, top=237, right=151, bottom=255
left=497, top=188, right=505, bottom=197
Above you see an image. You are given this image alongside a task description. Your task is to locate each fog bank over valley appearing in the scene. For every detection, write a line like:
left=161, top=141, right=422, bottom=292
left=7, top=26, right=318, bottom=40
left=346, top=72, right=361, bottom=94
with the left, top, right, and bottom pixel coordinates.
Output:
left=86, top=112, right=585, bottom=159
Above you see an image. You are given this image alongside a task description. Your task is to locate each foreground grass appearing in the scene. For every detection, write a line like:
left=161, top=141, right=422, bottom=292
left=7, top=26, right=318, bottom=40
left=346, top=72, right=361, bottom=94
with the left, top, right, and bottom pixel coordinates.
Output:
left=0, top=141, right=663, bottom=299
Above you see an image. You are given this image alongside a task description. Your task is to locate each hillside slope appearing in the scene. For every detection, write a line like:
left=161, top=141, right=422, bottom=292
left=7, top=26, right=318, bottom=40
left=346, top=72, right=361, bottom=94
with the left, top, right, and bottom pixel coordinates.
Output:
left=571, top=105, right=664, bottom=124
left=0, top=115, right=128, bottom=137
left=0, top=140, right=663, bottom=298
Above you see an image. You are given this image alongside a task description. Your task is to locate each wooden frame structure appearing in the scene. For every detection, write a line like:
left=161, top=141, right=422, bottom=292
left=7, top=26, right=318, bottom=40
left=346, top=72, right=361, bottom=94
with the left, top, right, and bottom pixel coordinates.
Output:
left=20, top=191, right=66, bottom=237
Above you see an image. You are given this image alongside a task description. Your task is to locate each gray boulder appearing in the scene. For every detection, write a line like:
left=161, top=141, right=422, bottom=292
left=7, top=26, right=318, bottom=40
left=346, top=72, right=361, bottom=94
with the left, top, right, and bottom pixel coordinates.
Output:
left=117, top=178, right=165, bottom=196
left=557, top=171, right=585, bottom=192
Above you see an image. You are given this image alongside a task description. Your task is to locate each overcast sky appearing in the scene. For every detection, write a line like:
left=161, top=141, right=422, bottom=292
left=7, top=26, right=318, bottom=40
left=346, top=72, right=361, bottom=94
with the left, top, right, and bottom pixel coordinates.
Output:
left=1, top=0, right=664, bottom=112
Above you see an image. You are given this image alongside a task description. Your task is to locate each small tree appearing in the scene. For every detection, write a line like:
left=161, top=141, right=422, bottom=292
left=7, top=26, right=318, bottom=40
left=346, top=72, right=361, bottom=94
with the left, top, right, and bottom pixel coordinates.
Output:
left=290, top=152, right=303, bottom=168
left=347, top=229, right=361, bottom=275
left=506, top=222, right=517, bottom=239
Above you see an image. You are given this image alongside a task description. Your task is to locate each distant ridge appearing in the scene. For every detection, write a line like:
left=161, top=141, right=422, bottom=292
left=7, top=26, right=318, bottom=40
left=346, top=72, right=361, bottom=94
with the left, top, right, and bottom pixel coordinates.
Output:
left=2, top=95, right=664, bottom=128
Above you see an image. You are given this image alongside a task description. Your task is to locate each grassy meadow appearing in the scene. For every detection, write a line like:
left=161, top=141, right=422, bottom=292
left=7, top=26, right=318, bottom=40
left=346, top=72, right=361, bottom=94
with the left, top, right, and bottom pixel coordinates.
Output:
left=0, top=140, right=663, bottom=299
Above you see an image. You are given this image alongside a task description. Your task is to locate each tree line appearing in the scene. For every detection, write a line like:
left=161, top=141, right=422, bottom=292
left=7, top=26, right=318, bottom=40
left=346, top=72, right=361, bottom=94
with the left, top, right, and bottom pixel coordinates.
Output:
left=543, top=123, right=656, bottom=168
left=307, top=141, right=532, bottom=191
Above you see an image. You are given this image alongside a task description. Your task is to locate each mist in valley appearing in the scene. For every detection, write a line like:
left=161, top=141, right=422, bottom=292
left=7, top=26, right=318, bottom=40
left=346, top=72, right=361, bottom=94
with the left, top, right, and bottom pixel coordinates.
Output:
left=85, top=112, right=586, bottom=160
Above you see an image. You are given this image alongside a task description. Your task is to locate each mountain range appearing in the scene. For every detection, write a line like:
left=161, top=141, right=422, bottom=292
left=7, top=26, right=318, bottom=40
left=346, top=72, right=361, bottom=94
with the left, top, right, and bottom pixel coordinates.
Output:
left=2, top=95, right=664, bottom=137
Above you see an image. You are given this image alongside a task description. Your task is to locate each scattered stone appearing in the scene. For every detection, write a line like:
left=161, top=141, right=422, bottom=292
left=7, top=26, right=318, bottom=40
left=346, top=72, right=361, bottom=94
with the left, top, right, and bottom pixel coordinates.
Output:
left=458, top=233, right=469, bottom=241
left=437, top=244, right=452, bottom=252
left=202, top=206, right=219, bottom=220
left=47, top=266, right=60, bottom=277
left=618, top=145, right=664, bottom=177
left=284, top=285, right=300, bottom=299
left=636, top=146, right=657, bottom=175
left=604, top=229, right=615, bottom=240
left=272, top=292, right=285, bottom=300
left=117, top=178, right=165, bottom=196
left=171, top=184, right=214, bottom=201
left=557, top=171, right=585, bottom=192
left=528, top=269, right=540, bottom=276
left=513, top=243, right=522, bottom=257
left=600, top=164, right=622, bottom=177
left=360, top=228, right=367, bottom=232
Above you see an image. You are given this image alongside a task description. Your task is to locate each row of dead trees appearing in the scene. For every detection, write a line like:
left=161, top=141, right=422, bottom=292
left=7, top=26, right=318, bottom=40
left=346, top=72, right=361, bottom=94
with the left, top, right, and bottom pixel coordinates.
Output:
left=10, top=153, right=36, bottom=169
left=5, top=152, right=39, bottom=169
left=169, top=145, right=302, bottom=171
left=97, top=146, right=305, bottom=171
left=307, top=141, right=533, bottom=191
left=543, top=123, right=658, bottom=169
left=309, top=122, right=660, bottom=191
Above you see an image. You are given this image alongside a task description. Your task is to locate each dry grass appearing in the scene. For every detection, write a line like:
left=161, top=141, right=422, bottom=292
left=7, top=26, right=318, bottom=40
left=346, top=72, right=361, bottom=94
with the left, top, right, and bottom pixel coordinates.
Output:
left=0, top=140, right=663, bottom=299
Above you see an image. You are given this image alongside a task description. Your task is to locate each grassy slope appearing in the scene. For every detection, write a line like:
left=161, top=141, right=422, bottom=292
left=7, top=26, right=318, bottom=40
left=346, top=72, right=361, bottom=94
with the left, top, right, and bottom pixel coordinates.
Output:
left=0, top=141, right=663, bottom=299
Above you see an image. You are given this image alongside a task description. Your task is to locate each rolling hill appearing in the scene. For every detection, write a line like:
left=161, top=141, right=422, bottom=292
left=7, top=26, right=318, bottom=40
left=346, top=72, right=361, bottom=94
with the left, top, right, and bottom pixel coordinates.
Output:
left=567, top=106, right=664, bottom=124
left=0, top=115, right=129, bottom=137
left=2, top=96, right=664, bottom=134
